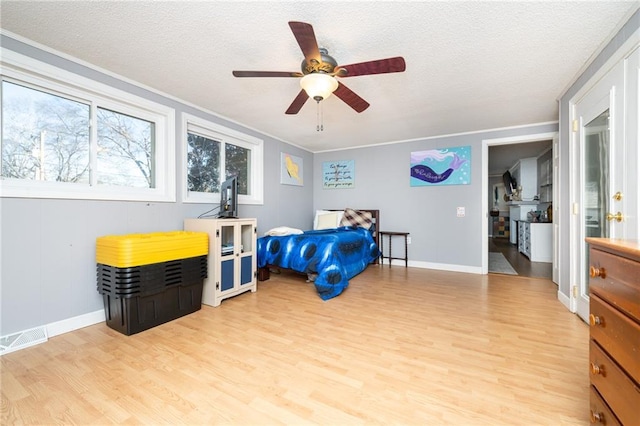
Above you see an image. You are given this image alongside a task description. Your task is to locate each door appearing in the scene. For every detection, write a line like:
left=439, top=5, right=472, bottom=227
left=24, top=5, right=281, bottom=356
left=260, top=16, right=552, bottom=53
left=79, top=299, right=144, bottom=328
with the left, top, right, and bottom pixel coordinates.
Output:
left=572, top=61, right=625, bottom=322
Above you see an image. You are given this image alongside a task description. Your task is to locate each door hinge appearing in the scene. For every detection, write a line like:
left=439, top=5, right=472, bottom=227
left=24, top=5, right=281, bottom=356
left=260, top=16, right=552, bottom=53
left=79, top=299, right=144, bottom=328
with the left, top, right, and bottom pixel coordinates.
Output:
left=572, top=119, right=579, bottom=132
left=216, top=282, right=220, bottom=290
left=572, top=285, right=578, bottom=298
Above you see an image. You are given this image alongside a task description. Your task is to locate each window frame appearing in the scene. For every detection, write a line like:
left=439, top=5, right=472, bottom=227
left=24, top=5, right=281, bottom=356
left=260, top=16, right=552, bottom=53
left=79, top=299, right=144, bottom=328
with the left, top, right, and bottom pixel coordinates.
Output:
left=182, top=113, right=263, bottom=205
left=1, top=48, right=176, bottom=202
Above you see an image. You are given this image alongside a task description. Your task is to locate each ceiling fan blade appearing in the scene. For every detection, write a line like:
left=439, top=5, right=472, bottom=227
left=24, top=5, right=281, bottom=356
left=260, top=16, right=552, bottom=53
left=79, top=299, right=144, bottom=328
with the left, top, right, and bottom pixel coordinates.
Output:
left=285, top=89, right=309, bottom=115
left=335, top=57, right=406, bottom=77
left=288, top=21, right=321, bottom=65
left=233, top=71, right=303, bottom=78
left=333, top=82, right=370, bottom=113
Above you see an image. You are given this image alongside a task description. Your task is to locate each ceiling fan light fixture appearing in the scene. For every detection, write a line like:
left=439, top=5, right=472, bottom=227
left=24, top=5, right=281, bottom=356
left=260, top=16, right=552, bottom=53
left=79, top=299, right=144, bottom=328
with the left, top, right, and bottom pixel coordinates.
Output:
left=300, top=73, right=338, bottom=102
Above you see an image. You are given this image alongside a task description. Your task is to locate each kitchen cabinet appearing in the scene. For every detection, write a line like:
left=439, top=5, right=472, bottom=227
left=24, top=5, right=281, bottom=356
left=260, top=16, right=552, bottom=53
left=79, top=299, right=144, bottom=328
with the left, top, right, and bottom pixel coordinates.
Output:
left=518, top=221, right=552, bottom=262
left=511, top=157, right=538, bottom=201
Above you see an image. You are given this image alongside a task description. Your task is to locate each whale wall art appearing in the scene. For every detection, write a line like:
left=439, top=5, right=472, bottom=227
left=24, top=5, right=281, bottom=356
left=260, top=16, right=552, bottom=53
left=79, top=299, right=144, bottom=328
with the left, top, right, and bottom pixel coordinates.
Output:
left=410, top=146, right=471, bottom=186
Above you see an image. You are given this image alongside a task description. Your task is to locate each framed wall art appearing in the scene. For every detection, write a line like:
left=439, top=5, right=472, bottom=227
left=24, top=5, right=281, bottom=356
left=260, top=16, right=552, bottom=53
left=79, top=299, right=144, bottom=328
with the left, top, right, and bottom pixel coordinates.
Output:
left=322, top=160, right=355, bottom=189
left=280, top=152, right=303, bottom=186
left=410, top=146, right=471, bottom=186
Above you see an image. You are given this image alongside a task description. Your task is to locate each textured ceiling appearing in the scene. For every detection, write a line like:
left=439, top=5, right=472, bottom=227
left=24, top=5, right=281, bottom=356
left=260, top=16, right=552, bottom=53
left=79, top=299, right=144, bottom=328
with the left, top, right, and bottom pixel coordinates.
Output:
left=1, top=1, right=637, bottom=152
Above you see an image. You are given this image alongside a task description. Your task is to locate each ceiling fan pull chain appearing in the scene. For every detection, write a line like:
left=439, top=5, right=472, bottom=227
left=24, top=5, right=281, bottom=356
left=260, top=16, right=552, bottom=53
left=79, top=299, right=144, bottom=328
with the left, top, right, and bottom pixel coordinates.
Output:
left=316, top=100, right=323, bottom=132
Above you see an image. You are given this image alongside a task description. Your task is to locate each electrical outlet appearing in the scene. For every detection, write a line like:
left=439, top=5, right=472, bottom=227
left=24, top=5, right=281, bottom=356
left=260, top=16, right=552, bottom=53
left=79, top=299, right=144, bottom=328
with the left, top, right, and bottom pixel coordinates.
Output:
left=407, top=237, right=412, bottom=244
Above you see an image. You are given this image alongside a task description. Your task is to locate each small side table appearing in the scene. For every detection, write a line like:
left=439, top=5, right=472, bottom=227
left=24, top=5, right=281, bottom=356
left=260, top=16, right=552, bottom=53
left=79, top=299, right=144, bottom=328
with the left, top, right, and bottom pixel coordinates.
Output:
left=379, top=231, right=409, bottom=267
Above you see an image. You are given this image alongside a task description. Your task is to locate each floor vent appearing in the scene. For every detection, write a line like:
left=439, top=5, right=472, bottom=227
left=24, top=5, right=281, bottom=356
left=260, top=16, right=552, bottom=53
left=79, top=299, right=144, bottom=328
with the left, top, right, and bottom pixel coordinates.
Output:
left=0, top=326, right=48, bottom=356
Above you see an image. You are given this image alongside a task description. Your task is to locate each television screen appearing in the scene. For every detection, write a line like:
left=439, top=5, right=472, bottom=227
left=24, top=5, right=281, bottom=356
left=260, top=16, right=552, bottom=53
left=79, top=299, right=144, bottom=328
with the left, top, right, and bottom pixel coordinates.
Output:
left=218, top=176, right=238, bottom=218
left=502, top=171, right=516, bottom=195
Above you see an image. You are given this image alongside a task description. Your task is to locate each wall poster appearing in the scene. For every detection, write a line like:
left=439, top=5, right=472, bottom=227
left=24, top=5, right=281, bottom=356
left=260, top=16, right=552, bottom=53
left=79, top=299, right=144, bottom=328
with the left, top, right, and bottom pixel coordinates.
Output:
left=280, top=152, right=303, bottom=186
left=322, top=160, right=355, bottom=189
left=410, top=146, right=471, bottom=186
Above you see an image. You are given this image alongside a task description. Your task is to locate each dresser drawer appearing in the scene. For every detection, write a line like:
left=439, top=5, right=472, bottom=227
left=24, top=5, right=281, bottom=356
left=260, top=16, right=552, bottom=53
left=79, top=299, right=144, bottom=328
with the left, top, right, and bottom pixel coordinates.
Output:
left=590, top=294, right=640, bottom=381
left=589, top=247, right=640, bottom=321
left=590, top=386, right=622, bottom=426
left=590, top=339, right=640, bottom=425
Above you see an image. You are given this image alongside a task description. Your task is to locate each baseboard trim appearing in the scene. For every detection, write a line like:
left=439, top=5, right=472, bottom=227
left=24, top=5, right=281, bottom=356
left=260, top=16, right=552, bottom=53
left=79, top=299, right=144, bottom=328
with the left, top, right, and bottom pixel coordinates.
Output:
left=1, top=309, right=105, bottom=355
left=557, top=290, right=572, bottom=311
left=391, top=260, right=481, bottom=274
left=46, top=309, right=106, bottom=338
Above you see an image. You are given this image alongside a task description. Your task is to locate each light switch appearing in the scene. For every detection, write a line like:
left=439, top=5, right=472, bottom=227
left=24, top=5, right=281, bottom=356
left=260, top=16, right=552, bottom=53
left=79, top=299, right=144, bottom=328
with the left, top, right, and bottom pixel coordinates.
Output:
left=457, top=207, right=465, bottom=217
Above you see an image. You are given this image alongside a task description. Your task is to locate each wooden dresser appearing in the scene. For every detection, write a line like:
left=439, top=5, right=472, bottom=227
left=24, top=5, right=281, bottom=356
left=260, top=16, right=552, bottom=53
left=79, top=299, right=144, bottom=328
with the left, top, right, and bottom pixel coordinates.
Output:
left=586, top=238, right=640, bottom=425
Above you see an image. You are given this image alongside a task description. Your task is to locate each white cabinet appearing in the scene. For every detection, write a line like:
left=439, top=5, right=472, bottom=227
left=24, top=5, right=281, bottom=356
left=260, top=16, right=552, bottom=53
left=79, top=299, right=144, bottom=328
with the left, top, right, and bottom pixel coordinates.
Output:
left=184, top=218, right=257, bottom=307
left=518, top=222, right=552, bottom=263
left=508, top=203, right=537, bottom=244
left=511, top=157, right=538, bottom=201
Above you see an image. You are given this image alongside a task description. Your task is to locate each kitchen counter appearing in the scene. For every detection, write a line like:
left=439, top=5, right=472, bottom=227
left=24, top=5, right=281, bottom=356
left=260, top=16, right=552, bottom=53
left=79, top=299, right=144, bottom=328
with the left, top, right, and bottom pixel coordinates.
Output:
left=519, top=220, right=553, bottom=224
left=507, top=201, right=539, bottom=206
left=517, top=221, right=552, bottom=262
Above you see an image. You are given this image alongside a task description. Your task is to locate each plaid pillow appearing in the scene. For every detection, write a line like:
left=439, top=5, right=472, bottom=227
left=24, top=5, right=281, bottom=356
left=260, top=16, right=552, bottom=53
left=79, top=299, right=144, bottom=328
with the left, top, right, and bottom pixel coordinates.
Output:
left=340, top=208, right=373, bottom=230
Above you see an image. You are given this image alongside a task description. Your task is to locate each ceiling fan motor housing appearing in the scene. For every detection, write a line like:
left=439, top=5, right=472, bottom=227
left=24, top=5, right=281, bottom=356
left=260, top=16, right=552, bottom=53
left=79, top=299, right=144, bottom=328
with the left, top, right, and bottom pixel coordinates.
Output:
left=301, top=47, right=338, bottom=75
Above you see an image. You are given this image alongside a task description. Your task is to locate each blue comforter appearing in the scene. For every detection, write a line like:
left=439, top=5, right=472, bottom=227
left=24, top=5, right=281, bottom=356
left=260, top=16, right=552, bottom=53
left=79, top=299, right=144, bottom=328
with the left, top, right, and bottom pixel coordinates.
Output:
left=257, top=227, right=379, bottom=300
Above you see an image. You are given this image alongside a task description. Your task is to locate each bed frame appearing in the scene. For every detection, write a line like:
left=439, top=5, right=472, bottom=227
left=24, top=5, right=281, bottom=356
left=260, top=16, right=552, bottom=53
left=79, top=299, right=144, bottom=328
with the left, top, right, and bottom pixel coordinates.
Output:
left=330, top=209, right=380, bottom=264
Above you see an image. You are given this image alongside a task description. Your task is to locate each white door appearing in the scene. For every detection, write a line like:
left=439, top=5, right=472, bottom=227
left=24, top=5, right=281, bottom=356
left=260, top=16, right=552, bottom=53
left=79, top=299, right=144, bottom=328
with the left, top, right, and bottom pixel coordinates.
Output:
left=571, top=61, right=626, bottom=322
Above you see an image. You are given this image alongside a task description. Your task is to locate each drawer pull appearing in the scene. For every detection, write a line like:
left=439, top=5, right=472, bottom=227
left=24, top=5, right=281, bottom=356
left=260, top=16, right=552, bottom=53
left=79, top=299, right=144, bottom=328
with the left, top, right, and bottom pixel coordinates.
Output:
left=589, top=314, right=604, bottom=326
left=590, top=363, right=603, bottom=375
left=589, top=266, right=606, bottom=279
left=590, top=411, right=604, bottom=423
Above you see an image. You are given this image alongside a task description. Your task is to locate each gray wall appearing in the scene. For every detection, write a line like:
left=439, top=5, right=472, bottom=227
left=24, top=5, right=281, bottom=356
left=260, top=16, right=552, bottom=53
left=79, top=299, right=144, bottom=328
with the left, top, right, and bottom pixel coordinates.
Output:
left=314, top=123, right=558, bottom=269
left=0, top=35, right=313, bottom=336
left=2, top=7, right=637, bottom=337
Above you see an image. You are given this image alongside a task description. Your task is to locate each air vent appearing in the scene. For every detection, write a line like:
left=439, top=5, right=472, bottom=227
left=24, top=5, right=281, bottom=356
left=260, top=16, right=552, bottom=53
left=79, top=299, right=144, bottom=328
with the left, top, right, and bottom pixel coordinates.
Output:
left=0, top=326, right=48, bottom=356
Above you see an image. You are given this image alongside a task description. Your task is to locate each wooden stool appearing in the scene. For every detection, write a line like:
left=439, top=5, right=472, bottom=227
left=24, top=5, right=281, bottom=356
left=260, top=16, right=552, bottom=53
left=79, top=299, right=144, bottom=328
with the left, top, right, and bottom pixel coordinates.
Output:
left=379, top=231, right=409, bottom=267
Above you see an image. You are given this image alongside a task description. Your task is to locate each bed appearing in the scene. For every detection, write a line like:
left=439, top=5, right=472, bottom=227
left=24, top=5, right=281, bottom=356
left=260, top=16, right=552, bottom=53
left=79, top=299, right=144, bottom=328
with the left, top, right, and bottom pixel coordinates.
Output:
left=257, top=208, right=380, bottom=300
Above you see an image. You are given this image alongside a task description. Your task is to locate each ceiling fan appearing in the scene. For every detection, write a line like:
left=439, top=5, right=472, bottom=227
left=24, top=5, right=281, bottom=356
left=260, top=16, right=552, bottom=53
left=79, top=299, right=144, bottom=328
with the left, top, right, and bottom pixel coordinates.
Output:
left=232, top=21, right=406, bottom=115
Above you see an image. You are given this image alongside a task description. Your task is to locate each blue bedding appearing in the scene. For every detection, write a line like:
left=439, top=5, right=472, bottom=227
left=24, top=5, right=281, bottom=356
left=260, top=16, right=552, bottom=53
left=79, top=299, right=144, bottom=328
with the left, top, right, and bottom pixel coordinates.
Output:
left=257, top=227, right=380, bottom=300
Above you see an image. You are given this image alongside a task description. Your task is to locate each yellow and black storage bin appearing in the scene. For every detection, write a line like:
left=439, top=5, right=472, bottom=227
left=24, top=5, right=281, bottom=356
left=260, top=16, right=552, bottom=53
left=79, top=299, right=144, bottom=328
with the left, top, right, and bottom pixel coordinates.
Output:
left=96, top=231, right=208, bottom=335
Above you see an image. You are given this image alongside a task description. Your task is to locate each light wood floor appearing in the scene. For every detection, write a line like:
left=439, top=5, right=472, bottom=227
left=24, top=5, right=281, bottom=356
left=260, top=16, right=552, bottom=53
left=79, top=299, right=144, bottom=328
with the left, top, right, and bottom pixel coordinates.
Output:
left=1, top=266, right=588, bottom=425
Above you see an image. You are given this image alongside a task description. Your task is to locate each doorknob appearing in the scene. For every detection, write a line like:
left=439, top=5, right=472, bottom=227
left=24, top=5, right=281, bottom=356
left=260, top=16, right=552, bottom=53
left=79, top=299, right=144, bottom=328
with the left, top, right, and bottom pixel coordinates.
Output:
left=606, top=212, right=623, bottom=222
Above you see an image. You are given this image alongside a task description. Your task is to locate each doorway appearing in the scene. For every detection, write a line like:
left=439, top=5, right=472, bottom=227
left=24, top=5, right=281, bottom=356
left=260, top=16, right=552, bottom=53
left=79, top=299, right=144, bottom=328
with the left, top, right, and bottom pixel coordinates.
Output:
left=482, top=133, right=557, bottom=278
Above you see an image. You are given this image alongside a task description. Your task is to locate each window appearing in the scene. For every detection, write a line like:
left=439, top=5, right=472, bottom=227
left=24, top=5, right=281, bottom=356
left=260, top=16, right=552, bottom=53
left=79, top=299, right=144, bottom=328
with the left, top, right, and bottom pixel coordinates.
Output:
left=2, top=81, right=91, bottom=184
left=183, top=113, right=263, bottom=205
left=1, top=49, right=175, bottom=201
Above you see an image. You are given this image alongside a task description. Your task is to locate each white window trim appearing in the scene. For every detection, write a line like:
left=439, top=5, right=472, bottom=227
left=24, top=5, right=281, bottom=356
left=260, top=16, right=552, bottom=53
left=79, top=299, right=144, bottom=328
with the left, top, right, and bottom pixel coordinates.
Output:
left=182, top=112, right=263, bottom=205
left=0, top=48, right=176, bottom=202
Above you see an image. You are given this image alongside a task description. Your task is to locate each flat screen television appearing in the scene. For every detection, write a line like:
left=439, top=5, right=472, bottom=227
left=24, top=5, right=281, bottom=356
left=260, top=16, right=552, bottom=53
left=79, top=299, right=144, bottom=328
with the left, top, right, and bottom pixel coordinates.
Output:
left=218, top=176, right=238, bottom=218
left=502, top=170, right=516, bottom=196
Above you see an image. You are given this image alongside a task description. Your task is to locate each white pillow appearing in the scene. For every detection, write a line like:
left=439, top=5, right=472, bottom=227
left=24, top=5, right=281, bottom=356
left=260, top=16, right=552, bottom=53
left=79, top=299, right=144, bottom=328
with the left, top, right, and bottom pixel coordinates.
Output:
left=264, top=226, right=304, bottom=236
left=313, top=209, right=346, bottom=230
left=316, top=212, right=340, bottom=230
left=313, top=210, right=331, bottom=229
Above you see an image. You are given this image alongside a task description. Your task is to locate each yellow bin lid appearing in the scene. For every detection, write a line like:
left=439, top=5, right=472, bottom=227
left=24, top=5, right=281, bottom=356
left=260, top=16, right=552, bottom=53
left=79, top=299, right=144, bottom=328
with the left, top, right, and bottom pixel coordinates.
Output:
left=96, top=231, right=208, bottom=267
